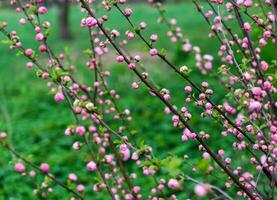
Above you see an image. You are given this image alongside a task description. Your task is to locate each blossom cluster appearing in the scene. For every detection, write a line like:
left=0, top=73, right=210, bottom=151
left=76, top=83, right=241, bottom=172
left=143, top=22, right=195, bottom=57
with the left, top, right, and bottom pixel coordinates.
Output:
left=0, top=0, right=276, bottom=199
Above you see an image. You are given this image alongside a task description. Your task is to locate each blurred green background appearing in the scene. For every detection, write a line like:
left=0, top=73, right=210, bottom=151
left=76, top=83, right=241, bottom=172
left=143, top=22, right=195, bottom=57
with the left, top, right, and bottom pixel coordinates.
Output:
left=0, top=1, right=274, bottom=199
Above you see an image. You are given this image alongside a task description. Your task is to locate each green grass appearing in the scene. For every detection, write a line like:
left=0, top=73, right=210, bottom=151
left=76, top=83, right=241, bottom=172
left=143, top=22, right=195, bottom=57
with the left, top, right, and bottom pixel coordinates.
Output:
left=0, top=2, right=273, bottom=199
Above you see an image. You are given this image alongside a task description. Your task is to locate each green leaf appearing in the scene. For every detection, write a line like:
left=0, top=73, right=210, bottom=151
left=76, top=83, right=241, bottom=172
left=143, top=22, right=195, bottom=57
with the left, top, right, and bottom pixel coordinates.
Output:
left=30, top=5, right=38, bottom=14
left=45, top=28, right=52, bottom=37
left=107, top=0, right=117, bottom=6
left=0, top=39, right=13, bottom=45
left=160, top=48, right=166, bottom=57
left=98, top=125, right=105, bottom=134
left=83, top=49, right=92, bottom=57
left=196, top=159, right=211, bottom=173
left=16, top=51, right=23, bottom=57
left=161, top=156, right=183, bottom=177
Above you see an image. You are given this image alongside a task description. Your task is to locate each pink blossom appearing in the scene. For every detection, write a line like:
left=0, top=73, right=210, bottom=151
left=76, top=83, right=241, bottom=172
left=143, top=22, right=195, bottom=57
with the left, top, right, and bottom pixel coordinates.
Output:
left=116, top=55, right=124, bottom=62
left=85, top=17, right=97, bottom=28
left=40, top=163, right=50, bottom=173
left=14, top=163, right=25, bottom=173
left=252, top=87, right=262, bottom=96
left=184, top=86, right=192, bottom=93
left=119, top=0, right=127, bottom=4
left=133, top=186, right=140, bottom=193
left=249, top=101, right=262, bottom=111
left=54, top=93, right=64, bottom=102
left=124, top=8, right=133, bottom=16
left=263, top=81, right=271, bottom=90
left=76, top=184, right=85, bottom=192
left=128, top=63, right=136, bottom=70
left=38, top=6, right=47, bottom=14
left=243, top=23, right=251, bottom=32
left=38, top=44, right=47, bottom=52
left=120, top=144, right=131, bottom=161
left=140, top=22, right=147, bottom=29
left=19, top=18, right=26, bottom=25
left=150, top=34, right=158, bottom=42
left=203, top=152, right=210, bottom=159
left=35, top=33, right=44, bottom=42
left=168, top=179, right=180, bottom=190
left=259, top=38, right=267, bottom=46
left=68, top=173, right=78, bottom=182
left=194, top=184, right=209, bottom=197
left=163, top=94, right=171, bottom=101
left=76, top=126, right=86, bottom=136
left=244, top=0, right=253, bottom=7
left=87, top=161, right=97, bottom=171
left=260, top=61, right=269, bottom=71
left=263, top=30, right=271, bottom=39
left=24, top=48, right=34, bottom=57
left=131, top=82, right=139, bottom=89
left=149, top=48, right=158, bottom=56
left=26, top=62, right=33, bottom=68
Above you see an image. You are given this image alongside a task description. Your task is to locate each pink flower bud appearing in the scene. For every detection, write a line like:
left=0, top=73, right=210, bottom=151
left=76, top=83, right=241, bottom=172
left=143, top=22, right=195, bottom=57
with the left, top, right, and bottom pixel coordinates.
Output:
left=150, top=34, right=158, bottom=42
left=25, top=48, right=34, bottom=57
left=132, top=82, right=139, bottom=89
left=149, top=48, right=158, bottom=56
left=87, top=161, right=97, bottom=171
left=194, top=184, right=209, bottom=197
left=76, top=184, right=85, bottom=192
left=120, top=144, right=131, bottom=161
left=163, top=94, right=171, bottom=101
left=263, top=30, right=271, bottom=39
left=263, top=81, right=271, bottom=90
left=168, top=179, right=180, bottom=190
left=182, top=134, right=188, bottom=142
left=259, top=38, right=267, bottom=46
left=14, top=162, right=25, bottom=173
left=76, top=126, right=86, bottom=136
left=54, top=93, right=64, bottom=102
left=124, top=8, right=133, bottom=16
left=172, top=115, right=179, bottom=123
left=116, top=55, right=124, bottom=62
left=19, top=18, right=26, bottom=25
left=38, top=6, right=48, bottom=14
left=244, top=0, right=253, bottom=7
left=243, top=23, right=251, bottom=32
left=86, top=17, right=97, bottom=28
left=199, top=93, right=206, bottom=100
left=252, top=87, right=262, bottom=96
left=42, top=72, right=49, bottom=79
left=184, top=86, right=192, bottom=93
left=35, top=26, right=41, bottom=33
left=133, top=186, right=140, bottom=193
left=260, top=61, right=269, bottom=71
left=140, top=22, right=147, bottom=29
left=26, top=62, right=33, bottom=68
left=218, top=149, right=225, bottom=156
left=183, top=43, right=192, bottom=52
left=203, top=152, right=210, bottom=159
left=40, top=163, right=49, bottom=173
left=38, top=44, right=47, bottom=52
left=128, top=63, right=136, bottom=70
left=68, top=173, right=78, bottom=182
left=35, top=33, right=44, bottom=42
left=127, top=32, right=135, bottom=40
left=249, top=101, right=262, bottom=111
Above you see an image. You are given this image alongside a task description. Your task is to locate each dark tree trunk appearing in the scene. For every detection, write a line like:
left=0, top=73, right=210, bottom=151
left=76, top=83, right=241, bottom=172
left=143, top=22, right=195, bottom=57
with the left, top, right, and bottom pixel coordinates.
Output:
left=57, top=0, right=72, bottom=40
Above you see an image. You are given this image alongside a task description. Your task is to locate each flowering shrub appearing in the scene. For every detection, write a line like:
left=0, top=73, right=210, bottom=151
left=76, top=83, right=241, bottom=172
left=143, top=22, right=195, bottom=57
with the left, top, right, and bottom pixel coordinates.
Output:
left=0, top=0, right=276, bottom=199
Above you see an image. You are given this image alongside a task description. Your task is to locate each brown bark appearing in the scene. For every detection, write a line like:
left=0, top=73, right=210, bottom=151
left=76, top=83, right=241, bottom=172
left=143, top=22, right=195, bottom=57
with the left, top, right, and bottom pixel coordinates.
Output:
left=57, top=0, right=72, bottom=40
